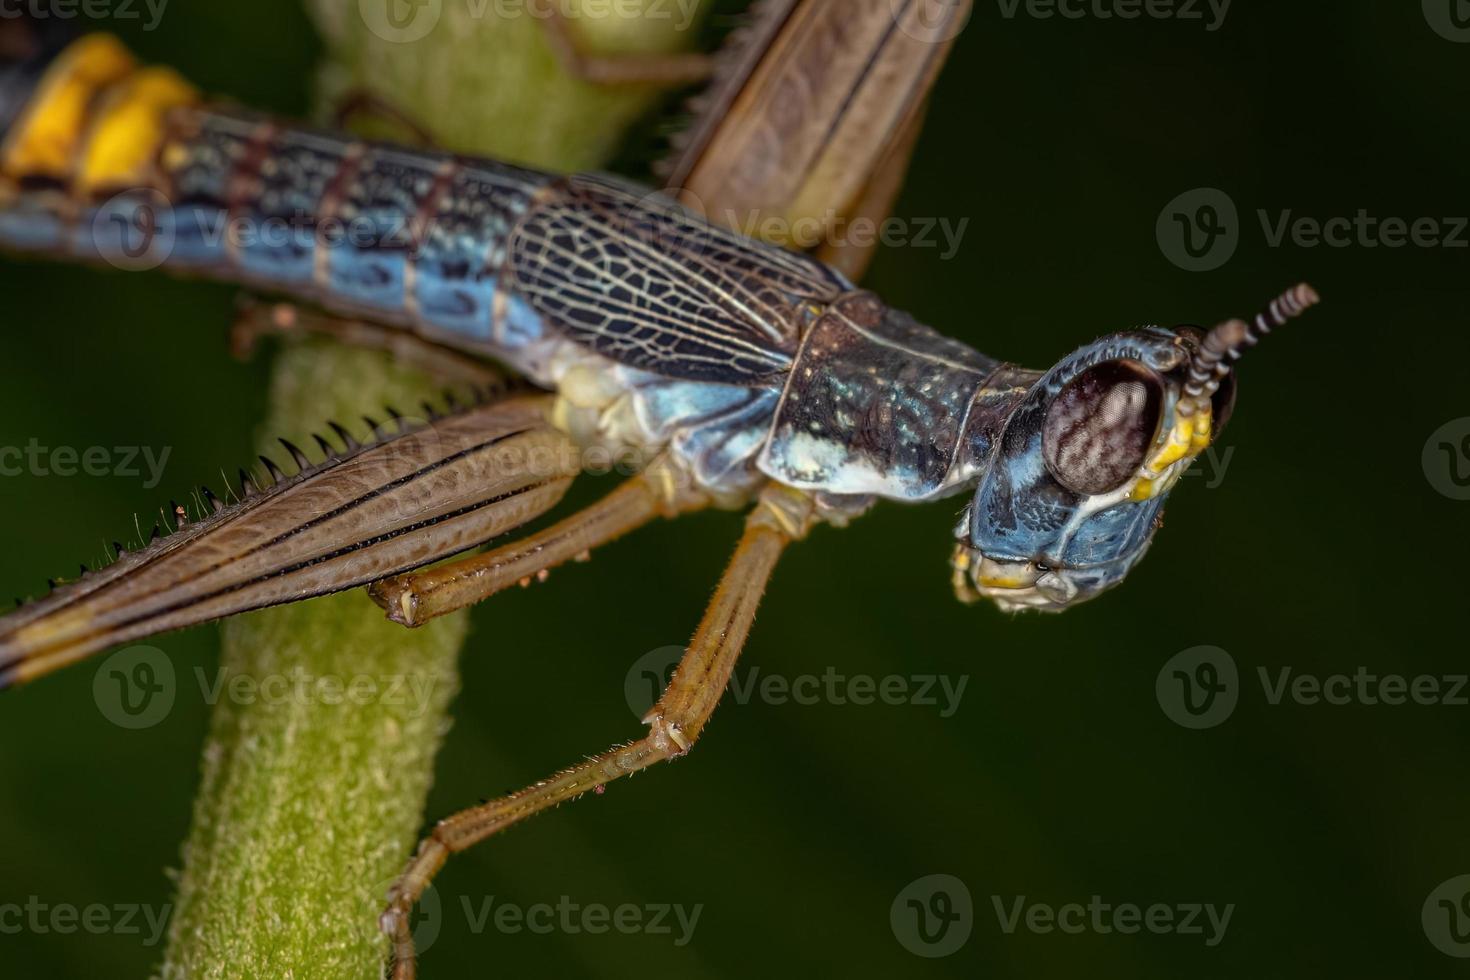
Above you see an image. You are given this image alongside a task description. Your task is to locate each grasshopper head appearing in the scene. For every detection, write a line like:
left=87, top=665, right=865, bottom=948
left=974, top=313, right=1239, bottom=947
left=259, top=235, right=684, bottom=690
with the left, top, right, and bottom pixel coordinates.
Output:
left=953, top=284, right=1319, bottom=612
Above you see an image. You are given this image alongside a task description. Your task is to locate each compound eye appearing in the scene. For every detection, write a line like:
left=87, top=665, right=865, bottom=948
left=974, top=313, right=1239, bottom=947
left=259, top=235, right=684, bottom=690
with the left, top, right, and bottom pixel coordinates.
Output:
left=1042, top=360, right=1164, bottom=495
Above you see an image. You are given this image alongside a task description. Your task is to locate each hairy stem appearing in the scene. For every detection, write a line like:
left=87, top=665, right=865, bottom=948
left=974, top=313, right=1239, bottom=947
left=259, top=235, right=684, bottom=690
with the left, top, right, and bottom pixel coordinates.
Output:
left=158, top=4, right=704, bottom=977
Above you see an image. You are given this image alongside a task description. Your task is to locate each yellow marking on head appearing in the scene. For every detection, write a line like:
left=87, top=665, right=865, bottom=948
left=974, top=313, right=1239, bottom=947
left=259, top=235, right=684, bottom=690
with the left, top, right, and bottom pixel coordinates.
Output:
left=950, top=544, right=980, bottom=603
left=77, top=67, right=199, bottom=193
left=0, top=35, right=137, bottom=181
left=978, top=571, right=1030, bottom=589
left=1131, top=404, right=1214, bottom=502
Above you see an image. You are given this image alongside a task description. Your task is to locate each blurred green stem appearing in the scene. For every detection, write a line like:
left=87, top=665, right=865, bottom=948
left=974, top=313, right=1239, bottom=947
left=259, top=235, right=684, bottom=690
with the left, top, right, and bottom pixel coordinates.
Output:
left=158, top=3, right=704, bottom=977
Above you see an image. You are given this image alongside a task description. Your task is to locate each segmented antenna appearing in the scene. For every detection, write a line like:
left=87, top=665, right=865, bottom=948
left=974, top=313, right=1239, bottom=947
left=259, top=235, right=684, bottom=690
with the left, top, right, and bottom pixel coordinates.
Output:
left=1179, top=283, right=1320, bottom=417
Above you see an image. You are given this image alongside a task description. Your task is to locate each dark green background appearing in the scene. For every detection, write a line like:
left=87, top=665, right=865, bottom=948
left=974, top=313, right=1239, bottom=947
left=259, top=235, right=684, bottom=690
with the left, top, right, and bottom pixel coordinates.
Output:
left=2, top=2, right=1468, bottom=977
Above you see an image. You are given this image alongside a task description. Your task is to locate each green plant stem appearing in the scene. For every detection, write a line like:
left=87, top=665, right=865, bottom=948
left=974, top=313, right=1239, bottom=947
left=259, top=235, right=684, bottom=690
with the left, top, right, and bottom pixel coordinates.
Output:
left=158, top=4, right=705, bottom=977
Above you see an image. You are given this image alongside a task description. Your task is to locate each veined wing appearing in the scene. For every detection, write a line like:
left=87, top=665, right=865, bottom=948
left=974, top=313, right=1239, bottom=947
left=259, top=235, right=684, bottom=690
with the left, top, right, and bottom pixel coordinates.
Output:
left=507, top=173, right=849, bottom=385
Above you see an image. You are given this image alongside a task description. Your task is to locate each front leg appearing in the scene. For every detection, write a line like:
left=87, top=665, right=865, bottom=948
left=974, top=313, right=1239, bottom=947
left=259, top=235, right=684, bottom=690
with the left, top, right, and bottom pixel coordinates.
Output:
left=381, top=485, right=817, bottom=979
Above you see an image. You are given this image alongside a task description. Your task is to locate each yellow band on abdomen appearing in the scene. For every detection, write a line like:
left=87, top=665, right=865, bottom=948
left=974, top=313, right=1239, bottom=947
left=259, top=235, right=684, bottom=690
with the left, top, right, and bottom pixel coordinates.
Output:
left=77, top=66, right=200, bottom=193
left=0, top=34, right=138, bottom=182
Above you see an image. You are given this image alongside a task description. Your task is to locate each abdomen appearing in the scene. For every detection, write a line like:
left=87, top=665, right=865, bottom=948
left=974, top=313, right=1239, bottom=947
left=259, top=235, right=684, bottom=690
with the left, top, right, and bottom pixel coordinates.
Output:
left=0, top=33, right=558, bottom=364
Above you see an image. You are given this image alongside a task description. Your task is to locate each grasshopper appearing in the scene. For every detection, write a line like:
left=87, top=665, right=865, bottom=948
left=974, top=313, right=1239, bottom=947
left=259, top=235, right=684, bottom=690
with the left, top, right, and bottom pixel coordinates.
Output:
left=0, top=2, right=1316, bottom=974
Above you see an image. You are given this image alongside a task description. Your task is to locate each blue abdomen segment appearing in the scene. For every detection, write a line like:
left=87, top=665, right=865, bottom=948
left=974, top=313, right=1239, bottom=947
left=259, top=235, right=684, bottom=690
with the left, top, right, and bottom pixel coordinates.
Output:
left=0, top=196, right=65, bottom=252
left=410, top=165, right=541, bottom=343
left=324, top=145, right=447, bottom=312
left=157, top=110, right=254, bottom=267
left=162, top=111, right=558, bottom=353
left=236, top=125, right=351, bottom=283
left=0, top=105, right=560, bottom=361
